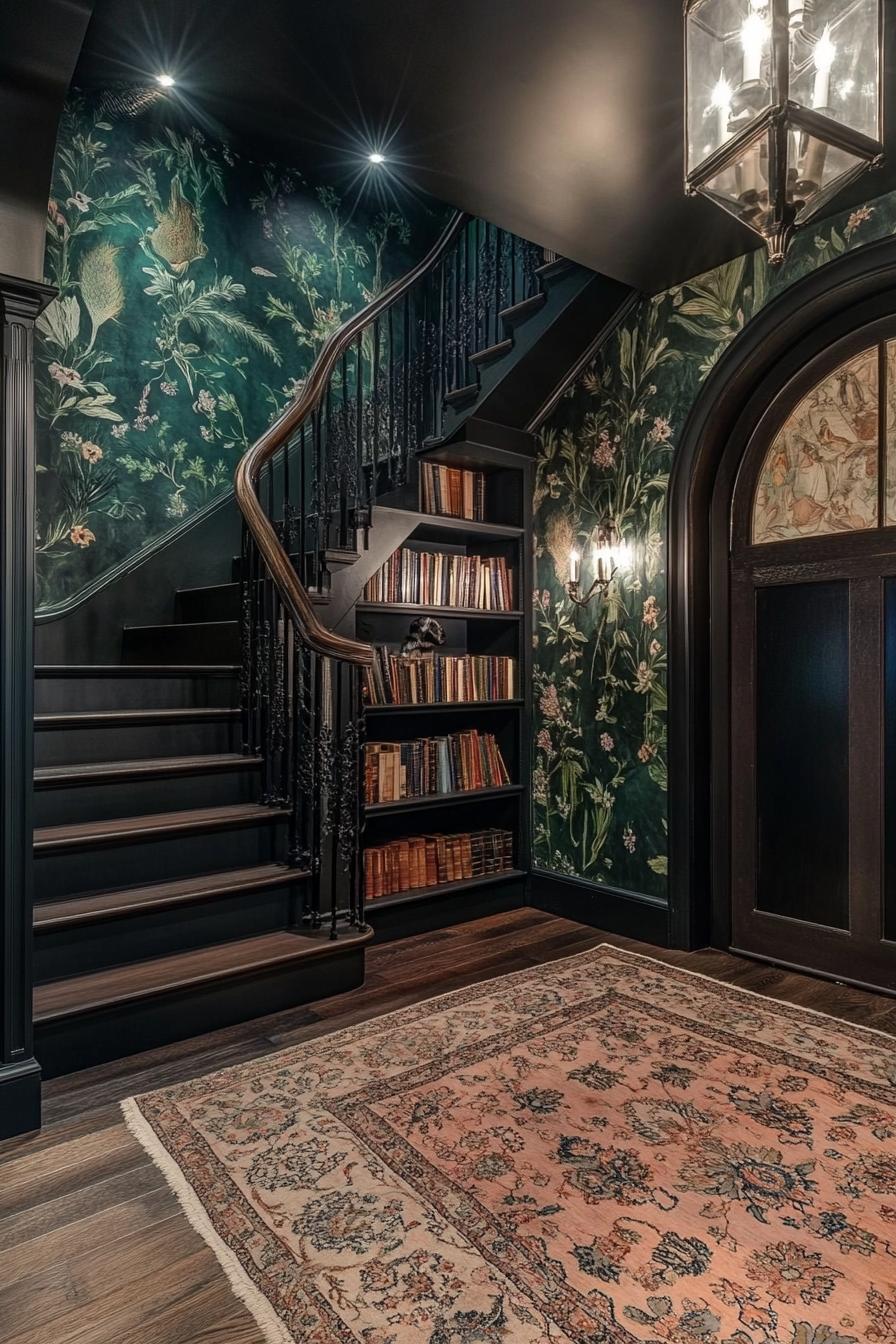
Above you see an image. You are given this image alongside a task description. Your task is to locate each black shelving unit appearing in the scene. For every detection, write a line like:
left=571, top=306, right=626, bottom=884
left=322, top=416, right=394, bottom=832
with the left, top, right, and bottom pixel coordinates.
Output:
left=354, top=431, right=533, bottom=938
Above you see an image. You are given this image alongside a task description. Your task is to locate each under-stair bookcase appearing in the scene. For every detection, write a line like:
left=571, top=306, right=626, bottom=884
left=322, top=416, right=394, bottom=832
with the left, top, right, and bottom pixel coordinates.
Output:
left=357, top=426, right=534, bottom=939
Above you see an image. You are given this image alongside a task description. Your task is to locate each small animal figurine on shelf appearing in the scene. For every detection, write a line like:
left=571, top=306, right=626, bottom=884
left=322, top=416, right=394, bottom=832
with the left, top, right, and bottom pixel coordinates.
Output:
left=400, top=616, right=446, bottom=657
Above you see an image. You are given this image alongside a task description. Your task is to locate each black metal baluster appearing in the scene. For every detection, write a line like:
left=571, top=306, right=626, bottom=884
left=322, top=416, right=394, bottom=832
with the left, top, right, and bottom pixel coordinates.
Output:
left=371, top=317, right=380, bottom=496
left=330, top=661, right=343, bottom=939
left=493, top=226, right=502, bottom=347
left=401, top=290, right=410, bottom=480
left=420, top=271, right=429, bottom=456
left=510, top=231, right=517, bottom=309
left=310, top=650, right=322, bottom=927
left=298, top=421, right=307, bottom=584
left=312, top=406, right=322, bottom=590
left=387, top=303, right=395, bottom=478
left=354, top=330, right=365, bottom=540
left=452, top=243, right=460, bottom=389
left=340, top=350, right=350, bottom=549
left=239, top=522, right=252, bottom=756
left=437, top=260, right=446, bottom=439
left=322, top=385, right=332, bottom=589
left=353, top=664, right=366, bottom=930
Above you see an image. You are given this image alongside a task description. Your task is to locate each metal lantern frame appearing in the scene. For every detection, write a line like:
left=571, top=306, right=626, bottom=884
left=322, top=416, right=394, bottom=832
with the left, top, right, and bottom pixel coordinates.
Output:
left=684, top=0, right=885, bottom=262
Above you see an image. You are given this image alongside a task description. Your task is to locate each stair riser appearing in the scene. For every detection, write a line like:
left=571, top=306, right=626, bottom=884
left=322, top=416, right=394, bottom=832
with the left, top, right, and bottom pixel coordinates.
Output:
left=35, top=718, right=240, bottom=767
left=35, top=819, right=287, bottom=901
left=35, top=883, right=301, bottom=982
left=123, top=623, right=240, bottom=664
left=34, top=673, right=238, bottom=714
left=176, top=585, right=241, bottom=624
left=35, top=944, right=365, bottom=1078
left=34, top=766, right=261, bottom=827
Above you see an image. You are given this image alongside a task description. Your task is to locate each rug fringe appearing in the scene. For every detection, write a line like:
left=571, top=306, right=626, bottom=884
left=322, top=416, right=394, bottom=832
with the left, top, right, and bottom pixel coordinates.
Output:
left=121, top=1096, right=295, bottom=1344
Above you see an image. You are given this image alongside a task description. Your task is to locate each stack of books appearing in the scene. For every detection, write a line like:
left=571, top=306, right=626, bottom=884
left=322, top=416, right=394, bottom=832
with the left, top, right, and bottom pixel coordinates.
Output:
left=362, top=548, right=513, bottom=610
left=364, top=730, right=510, bottom=803
left=364, top=828, right=514, bottom=900
left=421, top=462, right=487, bottom=521
left=364, top=648, right=517, bottom=705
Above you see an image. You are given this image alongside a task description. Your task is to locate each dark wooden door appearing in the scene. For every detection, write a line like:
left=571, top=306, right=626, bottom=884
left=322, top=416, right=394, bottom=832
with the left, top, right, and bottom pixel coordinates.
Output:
left=729, top=330, right=896, bottom=993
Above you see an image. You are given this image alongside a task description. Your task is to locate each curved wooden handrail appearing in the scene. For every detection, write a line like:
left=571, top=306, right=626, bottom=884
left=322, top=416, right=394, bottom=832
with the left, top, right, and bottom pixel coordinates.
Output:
left=235, top=210, right=469, bottom=667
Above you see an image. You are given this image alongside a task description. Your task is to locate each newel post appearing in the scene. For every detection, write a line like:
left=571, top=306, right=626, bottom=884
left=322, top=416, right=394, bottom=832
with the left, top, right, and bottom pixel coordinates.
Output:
left=0, top=274, right=53, bottom=1139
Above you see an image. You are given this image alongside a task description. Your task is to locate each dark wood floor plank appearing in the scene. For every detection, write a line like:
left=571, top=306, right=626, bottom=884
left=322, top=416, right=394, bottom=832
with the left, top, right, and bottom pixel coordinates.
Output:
left=0, top=1123, right=141, bottom=1217
left=0, top=1161, right=166, bottom=1254
left=0, top=1212, right=192, bottom=1338
left=2, top=1247, right=220, bottom=1344
left=0, top=1183, right=176, bottom=1291
left=2, top=908, right=895, bottom=1344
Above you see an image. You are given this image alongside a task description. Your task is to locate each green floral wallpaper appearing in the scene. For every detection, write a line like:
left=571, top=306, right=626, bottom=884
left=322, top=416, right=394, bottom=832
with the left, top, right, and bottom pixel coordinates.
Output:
left=35, top=91, right=446, bottom=611
left=532, top=193, right=893, bottom=899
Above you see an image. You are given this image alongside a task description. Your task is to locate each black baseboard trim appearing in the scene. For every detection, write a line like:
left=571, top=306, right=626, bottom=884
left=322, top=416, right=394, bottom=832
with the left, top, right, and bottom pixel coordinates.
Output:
left=527, top=870, right=669, bottom=945
left=367, top=877, right=527, bottom=943
left=0, top=1059, right=42, bottom=1140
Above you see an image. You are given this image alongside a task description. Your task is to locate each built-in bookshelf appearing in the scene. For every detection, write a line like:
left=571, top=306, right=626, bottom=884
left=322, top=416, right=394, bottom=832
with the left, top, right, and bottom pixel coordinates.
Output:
left=352, top=429, right=532, bottom=928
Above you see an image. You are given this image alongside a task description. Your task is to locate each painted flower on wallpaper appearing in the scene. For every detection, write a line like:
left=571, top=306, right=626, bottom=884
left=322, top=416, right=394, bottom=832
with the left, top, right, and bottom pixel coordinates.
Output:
left=532, top=183, right=890, bottom=898
left=34, top=94, right=435, bottom=611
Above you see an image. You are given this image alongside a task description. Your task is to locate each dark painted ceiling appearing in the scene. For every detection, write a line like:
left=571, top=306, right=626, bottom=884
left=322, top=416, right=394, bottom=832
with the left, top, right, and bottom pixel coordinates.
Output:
left=73, top=0, right=896, bottom=293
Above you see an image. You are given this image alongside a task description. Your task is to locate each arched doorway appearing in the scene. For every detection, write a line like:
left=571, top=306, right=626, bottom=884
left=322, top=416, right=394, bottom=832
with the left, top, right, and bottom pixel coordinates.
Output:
left=729, top=324, right=896, bottom=991
left=667, top=235, right=896, bottom=991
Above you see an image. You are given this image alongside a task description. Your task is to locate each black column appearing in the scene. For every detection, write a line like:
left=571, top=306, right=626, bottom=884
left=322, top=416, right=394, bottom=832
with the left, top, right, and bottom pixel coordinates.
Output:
left=0, top=274, right=53, bottom=1140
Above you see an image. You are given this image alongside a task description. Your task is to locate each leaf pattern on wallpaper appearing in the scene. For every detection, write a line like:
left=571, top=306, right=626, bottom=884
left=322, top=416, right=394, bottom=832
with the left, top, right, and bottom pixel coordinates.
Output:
left=35, top=94, right=439, bottom=611
left=532, top=199, right=891, bottom=898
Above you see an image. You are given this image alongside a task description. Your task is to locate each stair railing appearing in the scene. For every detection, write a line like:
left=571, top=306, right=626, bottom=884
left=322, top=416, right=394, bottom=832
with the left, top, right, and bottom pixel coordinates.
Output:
left=234, top=210, right=545, bottom=935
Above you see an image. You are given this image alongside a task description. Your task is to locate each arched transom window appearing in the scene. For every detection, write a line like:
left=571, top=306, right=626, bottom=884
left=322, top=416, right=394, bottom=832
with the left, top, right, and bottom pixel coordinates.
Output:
left=752, top=343, right=896, bottom=544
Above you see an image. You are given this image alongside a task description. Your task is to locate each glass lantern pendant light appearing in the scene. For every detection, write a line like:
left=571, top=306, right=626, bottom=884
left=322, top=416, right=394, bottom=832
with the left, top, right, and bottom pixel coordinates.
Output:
left=684, top=0, right=884, bottom=263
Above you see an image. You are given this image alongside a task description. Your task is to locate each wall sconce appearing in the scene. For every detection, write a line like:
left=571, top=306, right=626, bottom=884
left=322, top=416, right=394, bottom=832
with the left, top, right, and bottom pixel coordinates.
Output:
left=684, top=0, right=884, bottom=263
left=566, top=521, right=631, bottom=607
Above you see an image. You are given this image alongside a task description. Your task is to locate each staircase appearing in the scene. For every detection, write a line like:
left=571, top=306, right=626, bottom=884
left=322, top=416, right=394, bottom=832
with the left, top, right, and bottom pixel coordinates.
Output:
left=31, top=213, right=627, bottom=1076
left=33, top=590, right=368, bottom=1078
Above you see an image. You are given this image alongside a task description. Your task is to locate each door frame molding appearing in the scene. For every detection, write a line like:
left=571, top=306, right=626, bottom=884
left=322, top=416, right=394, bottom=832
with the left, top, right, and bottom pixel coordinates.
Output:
left=668, top=233, right=896, bottom=953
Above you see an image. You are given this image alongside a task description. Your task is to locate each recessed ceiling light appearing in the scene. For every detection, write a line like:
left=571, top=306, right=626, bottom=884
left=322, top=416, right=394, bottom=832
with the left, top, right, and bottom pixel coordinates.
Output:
left=156, top=73, right=176, bottom=88
left=368, top=152, right=385, bottom=164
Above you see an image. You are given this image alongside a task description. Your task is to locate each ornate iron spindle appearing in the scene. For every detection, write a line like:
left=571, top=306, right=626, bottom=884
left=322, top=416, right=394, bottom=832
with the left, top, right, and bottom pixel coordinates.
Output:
left=437, top=260, right=446, bottom=438
left=235, top=210, right=546, bottom=940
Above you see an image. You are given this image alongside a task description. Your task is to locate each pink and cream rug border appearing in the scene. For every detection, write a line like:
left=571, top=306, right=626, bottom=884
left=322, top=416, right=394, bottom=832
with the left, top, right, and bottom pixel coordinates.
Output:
left=122, top=944, right=896, bottom=1344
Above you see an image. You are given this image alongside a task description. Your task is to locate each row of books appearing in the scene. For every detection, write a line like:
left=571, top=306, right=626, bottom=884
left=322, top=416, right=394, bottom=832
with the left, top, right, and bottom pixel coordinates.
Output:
left=421, top=462, right=487, bottom=521
left=364, top=730, right=510, bottom=803
left=363, top=548, right=514, bottom=610
left=364, top=828, right=515, bottom=900
left=364, top=648, right=517, bottom=705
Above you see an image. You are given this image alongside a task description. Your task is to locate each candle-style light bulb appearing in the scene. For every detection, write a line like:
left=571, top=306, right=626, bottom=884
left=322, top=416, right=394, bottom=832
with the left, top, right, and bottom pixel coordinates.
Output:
left=813, top=25, right=836, bottom=109
left=592, top=539, right=606, bottom=583
left=741, top=1, right=769, bottom=83
left=707, top=71, right=734, bottom=149
left=569, top=548, right=581, bottom=584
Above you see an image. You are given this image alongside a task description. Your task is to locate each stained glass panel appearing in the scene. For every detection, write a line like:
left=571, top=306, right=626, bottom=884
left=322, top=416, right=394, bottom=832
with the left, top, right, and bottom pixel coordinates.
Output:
left=752, top=346, right=879, bottom=543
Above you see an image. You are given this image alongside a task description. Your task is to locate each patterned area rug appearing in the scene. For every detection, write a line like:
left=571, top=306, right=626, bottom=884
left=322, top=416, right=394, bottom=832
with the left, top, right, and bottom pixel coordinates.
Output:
left=123, top=946, right=896, bottom=1344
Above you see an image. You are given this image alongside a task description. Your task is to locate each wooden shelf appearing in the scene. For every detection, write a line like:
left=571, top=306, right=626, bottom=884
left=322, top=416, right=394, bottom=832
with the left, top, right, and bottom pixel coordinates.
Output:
left=356, top=602, right=522, bottom=620
left=375, top=506, right=523, bottom=540
left=413, top=515, right=523, bottom=540
left=364, top=784, right=524, bottom=817
left=365, top=699, right=523, bottom=714
left=366, top=868, right=524, bottom=912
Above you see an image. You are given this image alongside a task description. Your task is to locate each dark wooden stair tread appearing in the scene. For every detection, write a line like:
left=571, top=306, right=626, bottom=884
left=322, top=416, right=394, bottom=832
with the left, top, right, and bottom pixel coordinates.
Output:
left=35, top=707, right=240, bottom=730
left=444, top=382, right=480, bottom=407
left=469, top=338, right=513, bottom=367
left=34, top=802, right=289, bottom=853
left=34, top=862, right=307, bottom=928
left=500, top=292, right=547, bottom=326
left=34, top=753, right=260, bottom=789
left=34, top=927, right=372, bottom=1022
